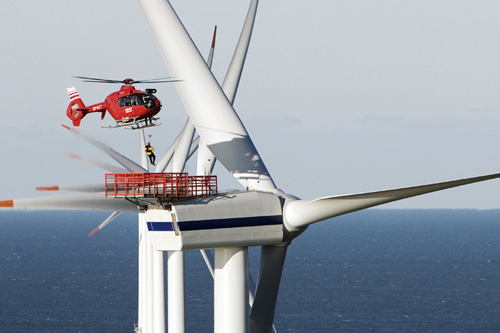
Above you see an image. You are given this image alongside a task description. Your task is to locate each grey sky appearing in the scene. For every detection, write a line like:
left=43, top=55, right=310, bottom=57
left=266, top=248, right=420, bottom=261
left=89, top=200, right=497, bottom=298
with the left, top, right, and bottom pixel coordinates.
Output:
left=1, top=0, right=500, bottom=208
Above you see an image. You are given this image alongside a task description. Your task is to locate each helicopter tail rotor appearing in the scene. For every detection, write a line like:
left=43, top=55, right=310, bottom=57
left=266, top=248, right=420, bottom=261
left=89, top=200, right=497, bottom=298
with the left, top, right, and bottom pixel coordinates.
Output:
left=66, top=87, right=88, bottom=126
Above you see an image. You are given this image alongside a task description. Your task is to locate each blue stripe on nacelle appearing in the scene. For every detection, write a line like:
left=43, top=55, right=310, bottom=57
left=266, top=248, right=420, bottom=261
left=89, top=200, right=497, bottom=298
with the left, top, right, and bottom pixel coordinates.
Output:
left=147, top=215, right=282, bottom=232
left=147, top=221, right=174, bottom=231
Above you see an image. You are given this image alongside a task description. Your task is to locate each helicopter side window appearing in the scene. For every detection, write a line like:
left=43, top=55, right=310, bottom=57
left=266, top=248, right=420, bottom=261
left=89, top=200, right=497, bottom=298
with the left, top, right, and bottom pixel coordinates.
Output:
left=118, top=93, right=155, bottom=109
left=143, top=95, right=155, bottom=110
left=130, top=94, right=140, bottom=106
left=118, top=96, right=132, bottom=107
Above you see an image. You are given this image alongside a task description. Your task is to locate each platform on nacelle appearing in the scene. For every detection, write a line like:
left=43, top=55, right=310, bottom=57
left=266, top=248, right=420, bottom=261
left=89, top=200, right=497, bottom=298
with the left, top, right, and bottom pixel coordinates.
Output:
left=105, top=172, right=217, bottom=199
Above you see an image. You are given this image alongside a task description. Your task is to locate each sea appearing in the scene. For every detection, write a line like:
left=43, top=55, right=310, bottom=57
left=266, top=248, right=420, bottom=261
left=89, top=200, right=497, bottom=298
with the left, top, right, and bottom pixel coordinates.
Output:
left=1, top=209, right=500, bottom=332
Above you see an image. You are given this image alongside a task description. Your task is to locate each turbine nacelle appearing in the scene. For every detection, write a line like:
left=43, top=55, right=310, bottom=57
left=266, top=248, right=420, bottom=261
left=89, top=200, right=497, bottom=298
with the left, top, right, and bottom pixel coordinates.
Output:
left=146, top=191, right=283, bottom=251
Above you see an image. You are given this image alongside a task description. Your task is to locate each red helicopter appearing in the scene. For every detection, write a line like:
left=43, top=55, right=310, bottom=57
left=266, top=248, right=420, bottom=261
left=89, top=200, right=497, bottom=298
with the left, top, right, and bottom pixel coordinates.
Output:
left=66, top=76, right=176, bottom=129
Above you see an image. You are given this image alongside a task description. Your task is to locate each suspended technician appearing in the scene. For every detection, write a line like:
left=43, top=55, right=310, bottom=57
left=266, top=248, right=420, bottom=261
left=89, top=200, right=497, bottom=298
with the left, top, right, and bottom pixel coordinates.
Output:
left=145, top=141, right=156, bottom=165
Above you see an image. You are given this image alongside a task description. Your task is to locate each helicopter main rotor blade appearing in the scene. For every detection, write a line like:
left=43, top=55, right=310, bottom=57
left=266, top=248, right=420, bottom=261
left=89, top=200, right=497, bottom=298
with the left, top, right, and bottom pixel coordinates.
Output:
left=73, top=76, right=125, bottom=84
left=135, top=76, right=174, bottom=82
left=134, top=78, right=179, bottom=84
left=74, top=76, right=178, bottom=84
left=137, top=0, right=276, bottom=192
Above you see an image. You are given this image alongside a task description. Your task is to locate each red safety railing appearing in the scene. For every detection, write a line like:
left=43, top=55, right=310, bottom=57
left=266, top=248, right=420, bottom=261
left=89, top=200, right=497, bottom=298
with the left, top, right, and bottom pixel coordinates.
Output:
left=105, top=173, right=217, bottom=199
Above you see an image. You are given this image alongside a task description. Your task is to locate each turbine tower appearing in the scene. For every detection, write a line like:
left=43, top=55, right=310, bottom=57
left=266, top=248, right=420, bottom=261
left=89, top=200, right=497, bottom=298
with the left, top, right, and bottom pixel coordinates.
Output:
left=2, top=1, right=500, bottom=332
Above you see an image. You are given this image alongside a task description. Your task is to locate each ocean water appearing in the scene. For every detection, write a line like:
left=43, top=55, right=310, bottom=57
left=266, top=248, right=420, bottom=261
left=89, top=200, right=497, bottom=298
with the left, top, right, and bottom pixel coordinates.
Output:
left=1, top=209, right=500, bottom=332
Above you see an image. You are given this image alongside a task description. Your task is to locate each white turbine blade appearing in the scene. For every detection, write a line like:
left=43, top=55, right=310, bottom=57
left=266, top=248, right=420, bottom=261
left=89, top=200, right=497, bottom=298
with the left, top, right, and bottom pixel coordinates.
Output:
left=0, top=193, right=138, bottom=213
left=36, top=184, right=105, bottom=193
left=222, top=0, right=258, bottom=104
left=194, top=0, right=258, bottom=177
left=68, top=153, right=129, bottom=173
left=167, top=135, right=200, bottom=168
left=139, top=129, right=148, bottom=169
left=172, top=118, right=196, bottom=172
left=62, top=125, right=147, bottom=173
left=196, top=1, right=256, bottom=177
left=156, top=134, right=180, bottom=172
left=166, top=136, right=201, bottom=173
left=200, top=249, right=215, bottom=278
left=168, top=27, right=213, bottom=174
left=187, top=136, right=200, bottom=160
left=250, top=245, right=287, bottom=333
left=89, top=211, right=121, bottom=237
left=284, top=172, right=500, bottom=230
left=137, top=0, right=276, bottom=192
left=196, top=24, right=218, bottom=176
left=207, top=25, right=217, bottom=69
left=157, top=127, right=200, bottom=173
left=197, top=138, right=216, bottom=176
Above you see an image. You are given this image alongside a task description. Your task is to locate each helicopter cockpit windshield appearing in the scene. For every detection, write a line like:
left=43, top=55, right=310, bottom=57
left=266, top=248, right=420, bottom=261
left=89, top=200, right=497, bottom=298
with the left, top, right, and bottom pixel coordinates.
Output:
left=118, top=93, right=156, bottom=110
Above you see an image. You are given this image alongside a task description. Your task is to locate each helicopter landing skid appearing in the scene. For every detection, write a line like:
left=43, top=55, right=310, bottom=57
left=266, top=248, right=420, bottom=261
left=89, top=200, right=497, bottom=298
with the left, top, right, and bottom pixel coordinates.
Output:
left=101, top=117, right=161, bottom=130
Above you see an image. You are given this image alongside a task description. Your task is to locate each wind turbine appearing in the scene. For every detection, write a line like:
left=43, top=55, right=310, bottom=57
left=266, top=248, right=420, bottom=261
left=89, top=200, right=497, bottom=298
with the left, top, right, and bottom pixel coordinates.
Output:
left=2, top=0, right=500, bottom=333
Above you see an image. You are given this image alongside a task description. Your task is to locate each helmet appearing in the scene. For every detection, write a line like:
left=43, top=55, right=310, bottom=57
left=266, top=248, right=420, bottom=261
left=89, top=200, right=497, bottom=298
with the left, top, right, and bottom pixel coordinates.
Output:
left=147, top=142, right=150, bottom=145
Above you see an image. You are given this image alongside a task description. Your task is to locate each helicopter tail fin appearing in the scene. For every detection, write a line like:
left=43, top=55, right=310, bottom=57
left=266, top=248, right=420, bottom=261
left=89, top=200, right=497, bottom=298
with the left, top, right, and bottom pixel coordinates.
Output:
left=66, top=87, right=88, bottom=127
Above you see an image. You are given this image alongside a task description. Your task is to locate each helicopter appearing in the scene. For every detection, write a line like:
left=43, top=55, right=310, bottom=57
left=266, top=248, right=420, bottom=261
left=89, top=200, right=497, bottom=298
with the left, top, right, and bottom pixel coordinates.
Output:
left=66, top=76, right=176, bottom=129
